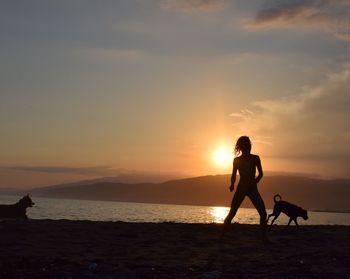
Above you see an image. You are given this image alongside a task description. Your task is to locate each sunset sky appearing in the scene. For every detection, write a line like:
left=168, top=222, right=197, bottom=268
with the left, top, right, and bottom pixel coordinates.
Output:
left=1, top=0, right=350, bottom=188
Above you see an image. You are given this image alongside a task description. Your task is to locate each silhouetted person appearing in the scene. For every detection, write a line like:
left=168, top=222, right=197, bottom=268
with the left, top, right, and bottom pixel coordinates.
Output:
left=222, top=136, right=267, bottom=240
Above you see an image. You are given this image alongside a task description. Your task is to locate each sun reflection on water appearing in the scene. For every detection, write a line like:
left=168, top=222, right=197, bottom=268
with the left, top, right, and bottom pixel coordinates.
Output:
left=210, top=206, right=229, bottom=223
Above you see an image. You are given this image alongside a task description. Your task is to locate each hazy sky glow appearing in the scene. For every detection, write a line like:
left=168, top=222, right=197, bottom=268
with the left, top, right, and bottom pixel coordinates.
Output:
left=1, top=0, right=350, bottom=187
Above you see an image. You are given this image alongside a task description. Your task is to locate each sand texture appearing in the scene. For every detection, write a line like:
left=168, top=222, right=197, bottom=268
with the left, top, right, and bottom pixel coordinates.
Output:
left=0, top=220, right=349, bottom=278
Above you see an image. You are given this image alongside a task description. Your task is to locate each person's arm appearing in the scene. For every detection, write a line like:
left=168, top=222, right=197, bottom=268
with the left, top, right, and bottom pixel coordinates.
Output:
left=255, top=155, right=263, bottom=183
left=229, top=158, right=238, bottom=192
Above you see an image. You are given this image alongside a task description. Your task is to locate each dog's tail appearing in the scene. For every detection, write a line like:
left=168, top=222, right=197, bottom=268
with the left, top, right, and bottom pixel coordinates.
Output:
left=273, top=194, right=282, bottom=203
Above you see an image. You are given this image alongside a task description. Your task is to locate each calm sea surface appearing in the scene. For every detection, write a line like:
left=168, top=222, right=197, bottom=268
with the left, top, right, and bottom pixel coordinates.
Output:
left=1, top=195, right=349, bottom=225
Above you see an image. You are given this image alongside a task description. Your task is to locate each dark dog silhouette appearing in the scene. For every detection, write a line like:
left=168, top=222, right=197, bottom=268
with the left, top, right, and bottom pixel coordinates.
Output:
left=267, top=194, right=308, bottom=228
left=0, top=194, right=34, bottom=219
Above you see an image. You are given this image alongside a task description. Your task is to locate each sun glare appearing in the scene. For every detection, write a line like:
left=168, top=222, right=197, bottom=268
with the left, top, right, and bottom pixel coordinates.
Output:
left=212, top=146, right=233, bottom=167
left=210, top=207, right=229, bottom=223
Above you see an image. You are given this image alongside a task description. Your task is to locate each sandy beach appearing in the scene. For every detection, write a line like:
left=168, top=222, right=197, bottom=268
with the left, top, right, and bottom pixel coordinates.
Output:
left=0, top=220, right=349, bottom=278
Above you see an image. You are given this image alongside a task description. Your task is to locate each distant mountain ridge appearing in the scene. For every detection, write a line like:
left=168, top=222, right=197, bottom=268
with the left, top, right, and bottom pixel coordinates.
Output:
left=32, top=172, right=186, bottom=191
left=30, top=175, right=350, bottom=212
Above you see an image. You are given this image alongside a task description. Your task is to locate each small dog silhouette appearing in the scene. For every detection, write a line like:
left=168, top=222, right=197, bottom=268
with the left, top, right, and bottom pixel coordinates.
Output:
left=0, top=194, right=35, bottom=219
left=267, top=194, right=308, bottom=228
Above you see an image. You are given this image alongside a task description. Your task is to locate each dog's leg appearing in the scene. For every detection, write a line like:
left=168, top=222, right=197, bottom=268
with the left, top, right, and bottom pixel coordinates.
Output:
left=267, top=206, right=277, bottom=224
left=286, top=218, right=293, bottom=229
left=294, top=218, right=299, bottom=228
left=267, top=214, right=273, bottom=224
left=269, top=214, right=280, bottom=229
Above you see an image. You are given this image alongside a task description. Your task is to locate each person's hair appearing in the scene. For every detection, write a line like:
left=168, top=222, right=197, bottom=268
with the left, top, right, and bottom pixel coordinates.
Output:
left=234, top=136, right=252, bottom=156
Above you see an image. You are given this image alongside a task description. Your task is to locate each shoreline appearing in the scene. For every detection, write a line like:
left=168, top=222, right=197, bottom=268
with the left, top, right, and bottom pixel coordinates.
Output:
left=0, top=220, right=349, bottom=278
left=2, top=193, right=350, bottom=215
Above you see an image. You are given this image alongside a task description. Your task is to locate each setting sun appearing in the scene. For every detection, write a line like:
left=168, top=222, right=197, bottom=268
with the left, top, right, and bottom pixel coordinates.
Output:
left=212, top=146, right=233, bottom=167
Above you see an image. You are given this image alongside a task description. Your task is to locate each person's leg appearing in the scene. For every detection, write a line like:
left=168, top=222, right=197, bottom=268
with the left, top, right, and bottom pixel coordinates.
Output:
left=222, top=187, right=246, bottom=236
left=248, top=189, right=268, bottom=239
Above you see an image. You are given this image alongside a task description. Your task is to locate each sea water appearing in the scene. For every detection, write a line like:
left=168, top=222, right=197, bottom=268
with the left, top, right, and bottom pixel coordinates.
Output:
left=0, top=195, right=349, bottom=225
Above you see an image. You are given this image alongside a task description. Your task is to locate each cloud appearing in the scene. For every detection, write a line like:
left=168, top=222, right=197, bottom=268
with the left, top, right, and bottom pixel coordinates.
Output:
left=230, top=64, right=350, bottom=162
left=159, top=0, right=225, bottom=14
left=246, top=0, right=350, bottom=41
left=0, top=165, right=129, bottom=177
left=229, top=109, right=254, bottom=119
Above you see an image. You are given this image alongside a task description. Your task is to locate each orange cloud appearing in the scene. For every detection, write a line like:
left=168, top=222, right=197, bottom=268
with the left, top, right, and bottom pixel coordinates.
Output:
left=246, top=0, right=350, bottom=41
left=230, top=64, right=350, bottom=159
